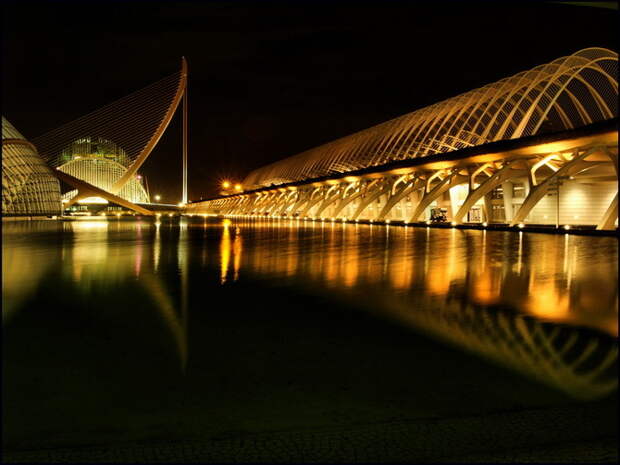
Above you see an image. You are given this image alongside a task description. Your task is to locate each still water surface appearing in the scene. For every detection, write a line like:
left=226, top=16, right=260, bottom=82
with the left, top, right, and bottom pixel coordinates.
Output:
left=2, top=218, right=618, bottom=449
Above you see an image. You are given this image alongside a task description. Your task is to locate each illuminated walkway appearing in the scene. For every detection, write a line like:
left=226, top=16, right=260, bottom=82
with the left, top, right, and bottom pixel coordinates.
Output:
left=188, top=48, right=618, bottom=230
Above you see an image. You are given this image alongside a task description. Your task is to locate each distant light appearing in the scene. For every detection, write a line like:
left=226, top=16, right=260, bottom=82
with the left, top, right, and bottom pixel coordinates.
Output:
left=177, top=202, right=186, bottom=207
left=518, top=223, right=525, bottom=229
left=62, top=199, right=69, bottom=204
left=426, top=220, right=431, bottom=225
left=234, top=184, right=242, bottom=191
left=482, top=222, right=488, bottom=227
left=563, top=224, right=571, bottom=230
left=385, top=219, right=391, bottom=224
left=136, top=175, right=142, bottom=180
left=168, top=213, right=173, bottom=217
left=154, top=195, right=161, bottom=202
left=222, top=181, right=231, bottom=189
left=116, top=213, right=121, bottom=218
left=451, top=221, right=457, bottom=226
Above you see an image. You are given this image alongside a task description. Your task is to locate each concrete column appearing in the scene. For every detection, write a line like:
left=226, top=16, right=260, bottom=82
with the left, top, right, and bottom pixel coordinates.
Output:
left=483, top=193, right=493, bottom=222
left=502, top=181, right=513, bottom=222
left=448, top=187, right=460, bottom=221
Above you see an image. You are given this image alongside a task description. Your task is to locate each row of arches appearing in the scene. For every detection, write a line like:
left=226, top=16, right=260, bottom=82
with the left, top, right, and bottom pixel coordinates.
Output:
left=190, top=142, right=617, bottom=230
left=243, top=48, right=617, bottom=190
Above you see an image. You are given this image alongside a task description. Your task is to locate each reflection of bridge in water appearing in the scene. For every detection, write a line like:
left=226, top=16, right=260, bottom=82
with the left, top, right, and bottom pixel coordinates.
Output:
left=2, top=220, right=189, bottom=371
left=189, top=48, right=618, bottom=231
left=212, top=218, right=617, bottom=400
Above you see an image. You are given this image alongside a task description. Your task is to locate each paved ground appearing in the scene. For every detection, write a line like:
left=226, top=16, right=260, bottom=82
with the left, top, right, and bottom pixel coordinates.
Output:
left=3, top=282, right=617, bottom=463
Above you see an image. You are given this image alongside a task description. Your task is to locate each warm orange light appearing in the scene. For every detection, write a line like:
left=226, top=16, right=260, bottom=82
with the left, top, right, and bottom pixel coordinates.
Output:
left=234, top=184, right=242, bottom=191
left=222, top=181, right=231, bottom=189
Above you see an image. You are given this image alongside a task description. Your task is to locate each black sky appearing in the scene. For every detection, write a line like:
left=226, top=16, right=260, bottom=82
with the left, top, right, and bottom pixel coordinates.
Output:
left=2, top=0, right=617, bottom=201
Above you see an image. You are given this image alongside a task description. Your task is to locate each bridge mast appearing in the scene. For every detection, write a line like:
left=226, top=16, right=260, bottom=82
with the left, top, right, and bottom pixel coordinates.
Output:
left=182, top=56, right=189, bottom=205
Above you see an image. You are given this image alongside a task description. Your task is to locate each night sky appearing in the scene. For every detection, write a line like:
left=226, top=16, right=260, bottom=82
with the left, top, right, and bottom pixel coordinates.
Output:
left=2, top=1, right=617, bottom=201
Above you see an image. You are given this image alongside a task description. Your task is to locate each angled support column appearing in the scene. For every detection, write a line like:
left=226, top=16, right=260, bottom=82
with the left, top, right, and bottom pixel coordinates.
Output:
left=510, top=146, right=604, bottom=226
left=299, top=186, right=330, bottom=217
left=287, top=188, right=315, bottom=216
left=331, top=180, right=378, bottom=218
left=272, top=190, right=298, bottom=216
left=453, top=163, right=526, bottom=224
left=314, top=185, right=346, bottom=217
left=408, top=171, right=466, bottom=222
left=376, top=176, right=422, bottom=221
left=597, top=193, right=618, bottom=230
left=55, top=170, right=153, bottom=216
left=350, top=179, right=393, bottom=220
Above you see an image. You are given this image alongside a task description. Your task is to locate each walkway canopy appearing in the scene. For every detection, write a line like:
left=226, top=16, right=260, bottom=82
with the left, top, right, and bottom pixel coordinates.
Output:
left=243, top=48, right=617, bottom=189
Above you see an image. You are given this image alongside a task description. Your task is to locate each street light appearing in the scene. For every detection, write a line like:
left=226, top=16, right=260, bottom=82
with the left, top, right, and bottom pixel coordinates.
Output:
left=222, top=181, right=231, bottom=189
left=234, top=183, right=242, bottom=192
left=154, top=194, right=161, bottom=202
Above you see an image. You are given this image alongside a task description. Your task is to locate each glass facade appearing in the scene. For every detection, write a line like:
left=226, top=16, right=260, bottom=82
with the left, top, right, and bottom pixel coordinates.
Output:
left=58, top=137, right=149, bottom=204
left=2, top=117, right=62, bottom=216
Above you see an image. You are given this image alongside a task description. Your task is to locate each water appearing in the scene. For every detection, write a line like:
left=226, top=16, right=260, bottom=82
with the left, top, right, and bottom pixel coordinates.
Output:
left=2, top=217, right=618, bottom=451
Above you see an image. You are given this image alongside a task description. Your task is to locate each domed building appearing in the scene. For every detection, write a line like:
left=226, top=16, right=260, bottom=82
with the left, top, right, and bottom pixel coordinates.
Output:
left=2, top=117, right=62, bottom=217
left=57, top=136, right=150, bottom=205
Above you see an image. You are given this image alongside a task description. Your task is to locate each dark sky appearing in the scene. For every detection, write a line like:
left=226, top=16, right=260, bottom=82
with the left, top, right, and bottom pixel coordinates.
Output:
left=2, top=1, right=617, bottom=201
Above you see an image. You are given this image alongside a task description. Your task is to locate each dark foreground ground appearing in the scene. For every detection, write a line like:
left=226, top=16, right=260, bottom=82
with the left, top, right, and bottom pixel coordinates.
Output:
left=3, top=279, right=618, bottom=463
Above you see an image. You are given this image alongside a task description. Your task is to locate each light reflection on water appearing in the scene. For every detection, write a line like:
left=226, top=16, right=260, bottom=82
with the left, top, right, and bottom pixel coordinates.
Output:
left=2, top=217, right=618, bottom=400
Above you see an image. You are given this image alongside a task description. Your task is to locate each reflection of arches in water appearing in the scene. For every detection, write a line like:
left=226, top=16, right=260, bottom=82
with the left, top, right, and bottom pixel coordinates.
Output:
left=221, top=219, right=617, bottom=400
left=220, top=219, right=243, bottom=284
left=2, top=222, right=62, bottom=322
left=67, top=221, right=189, bottom=371
left=3, top=221, right=189, bottom=372
left=387, top=300, right=617, bottom=400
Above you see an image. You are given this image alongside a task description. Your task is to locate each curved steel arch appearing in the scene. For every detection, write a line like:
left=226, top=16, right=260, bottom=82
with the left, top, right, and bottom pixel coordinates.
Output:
left=242, top=48, right=617, bottom=190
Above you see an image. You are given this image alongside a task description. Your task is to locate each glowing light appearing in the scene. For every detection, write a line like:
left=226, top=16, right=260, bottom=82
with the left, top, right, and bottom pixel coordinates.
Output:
left=426, top=220, right=431, bottom=225
left=563, top=225, right=571, bottom=230
left=518, top=223, right=525, bottom=229
left=482, top=222, right=488, bottom=227
left=116, top=213, right=121, bottom=218
left=385, top=219, right=391, bottom=224
left=222, top=181, right=231, bottom=189
left=451, top=221, right=457, bottom=226
left=154, top=195, right=161, bottom=202
left=234, top=184, right=242, bottom=191
left=78, top=196, right=109, bottom=204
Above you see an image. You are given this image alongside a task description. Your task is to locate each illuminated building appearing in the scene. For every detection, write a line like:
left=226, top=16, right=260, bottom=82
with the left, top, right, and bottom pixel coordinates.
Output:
left=57, top=136, right=150, bottom=205
left=187, top=48, right=618, bottom=230
left=2, top=116, right=61, bottom=217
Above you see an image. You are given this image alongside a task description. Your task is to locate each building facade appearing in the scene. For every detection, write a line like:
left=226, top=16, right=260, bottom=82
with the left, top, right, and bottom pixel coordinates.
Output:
left=2, top=117, right=62, bottom=217
left=187, top=48, right=618, bottom=230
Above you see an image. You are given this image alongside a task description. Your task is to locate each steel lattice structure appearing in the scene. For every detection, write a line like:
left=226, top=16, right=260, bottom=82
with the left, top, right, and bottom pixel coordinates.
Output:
left=243, top=48, right=617, bottom=189
left=2, top=117, right=62, bottom=216
left=31, top=59, right=188, bottom=212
